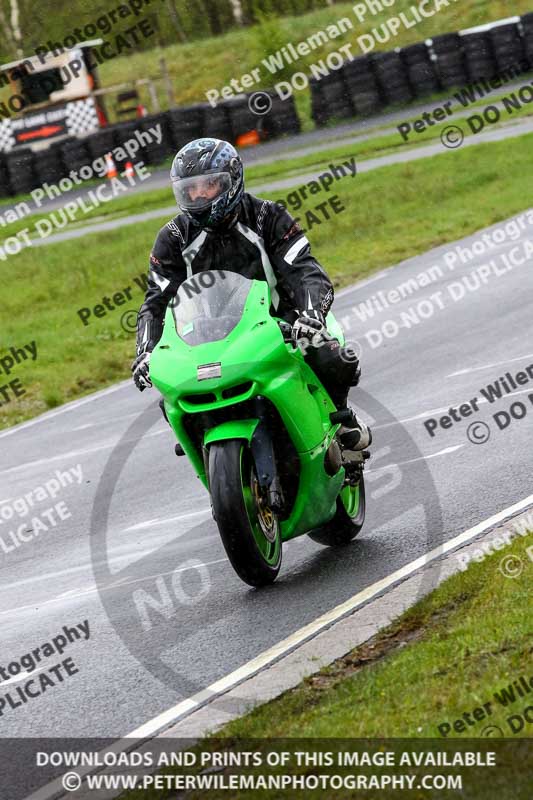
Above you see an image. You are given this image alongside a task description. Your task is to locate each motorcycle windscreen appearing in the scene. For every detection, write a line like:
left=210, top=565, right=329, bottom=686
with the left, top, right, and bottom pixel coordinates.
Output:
left=171, top=270, right=253, bottom=346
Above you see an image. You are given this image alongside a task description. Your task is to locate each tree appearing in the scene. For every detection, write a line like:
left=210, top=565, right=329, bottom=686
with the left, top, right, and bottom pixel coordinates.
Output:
left=166, top=0, right=188, bottom=43
left=229, top=0, right=244, bottom=25
left=9, top=0, right=23, bottom=56
left=202, top=0, right=223, bottom=35
left=0, top=0, right=23, bottom=59
left=0, top=0, right=47, bottom=61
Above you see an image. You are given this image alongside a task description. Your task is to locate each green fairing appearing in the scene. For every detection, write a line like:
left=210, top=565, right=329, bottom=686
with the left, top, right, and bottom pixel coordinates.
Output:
left=150, top=273, right=356, bottom=544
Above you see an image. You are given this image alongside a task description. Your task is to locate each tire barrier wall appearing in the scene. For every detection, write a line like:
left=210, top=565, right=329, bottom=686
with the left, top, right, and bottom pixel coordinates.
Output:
left=0, top=90, right=300, bottom=199
left=310, top=15, right=533, bottom=126
left=1, top=15, right=532, bottom=198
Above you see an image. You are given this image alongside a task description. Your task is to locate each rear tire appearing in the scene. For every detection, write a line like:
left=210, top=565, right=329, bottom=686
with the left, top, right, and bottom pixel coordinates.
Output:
left=308, top=474, right=366, bottom=547
left=209, top=440, right=282, bottom=587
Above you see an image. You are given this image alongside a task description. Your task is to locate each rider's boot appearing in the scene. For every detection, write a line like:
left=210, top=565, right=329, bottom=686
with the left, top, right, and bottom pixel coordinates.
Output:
left=338, top=406, right=372, bottom=451
left=330, top=403, right=372, bottom=452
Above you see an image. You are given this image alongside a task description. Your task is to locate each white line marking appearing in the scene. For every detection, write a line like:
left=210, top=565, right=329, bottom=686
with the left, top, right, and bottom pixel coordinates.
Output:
left=447, top=354, right=533, bottom=377
left=124, top=508, right=212, bottom=532
left=0, top=514, right=213, bottom=592
left=0, top=561, right=108, bottom=592
left=336, top=267, right=393, bottom=297
left=374, top=385, right=533, bottom=432
left=125, top=491, right=533, bottom=740
left=55, top=411, right=141, bottom=435
left=0, top=666, right=46, bottom=687
left=23, top=493, right=533, bottom=800
left=0, top=426, right=168, bottom=477
left=0, top=442, right=118, bottom=476
left=0, top=381, right=131, bottom=440
left=0, top=555, right=150, bottom=592
left=366, top=444, right=463, bottom=473
left=0, top=559, right=228, bottom=618
left=373, top=407, right=452, bottom=430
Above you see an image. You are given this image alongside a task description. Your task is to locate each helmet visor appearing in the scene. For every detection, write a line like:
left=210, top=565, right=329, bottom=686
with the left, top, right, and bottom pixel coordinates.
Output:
left=172, top=172, right=231, bottom=212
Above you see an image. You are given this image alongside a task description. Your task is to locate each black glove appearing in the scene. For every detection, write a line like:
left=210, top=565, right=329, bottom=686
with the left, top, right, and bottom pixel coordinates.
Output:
left=292, top=310, right=326, bottom=346
left=342, top=341, right=362, bottom=386
left=132, top=352, right=152, bottom=391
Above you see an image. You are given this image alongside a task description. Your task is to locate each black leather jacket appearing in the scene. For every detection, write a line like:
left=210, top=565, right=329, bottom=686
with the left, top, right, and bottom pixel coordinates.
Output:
left=136, top=192, right=334, bottom=355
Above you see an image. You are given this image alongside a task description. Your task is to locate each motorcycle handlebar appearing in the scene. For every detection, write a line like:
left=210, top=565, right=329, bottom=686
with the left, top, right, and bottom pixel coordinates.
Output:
left=277, top=320, right=294, bottom=343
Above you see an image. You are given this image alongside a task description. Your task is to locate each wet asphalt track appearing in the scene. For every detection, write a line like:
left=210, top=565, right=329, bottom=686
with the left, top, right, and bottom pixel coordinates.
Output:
left=1, top=206, right=532, bottom=758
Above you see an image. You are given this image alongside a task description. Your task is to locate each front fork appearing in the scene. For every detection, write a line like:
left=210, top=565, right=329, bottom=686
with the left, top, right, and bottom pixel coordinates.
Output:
left=249, top=397, right=285, bottom=513
left=202, top=396, right=284, bottom=515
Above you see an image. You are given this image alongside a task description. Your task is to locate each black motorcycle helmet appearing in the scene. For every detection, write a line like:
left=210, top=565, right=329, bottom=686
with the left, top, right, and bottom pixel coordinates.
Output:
left=170, top=138, right=244, bottom=229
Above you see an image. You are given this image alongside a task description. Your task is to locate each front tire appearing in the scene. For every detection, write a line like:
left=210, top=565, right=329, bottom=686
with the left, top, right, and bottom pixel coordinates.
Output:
left=308, top=474, right=366, bottom=546
left=209, top=440, right=282, bottom=587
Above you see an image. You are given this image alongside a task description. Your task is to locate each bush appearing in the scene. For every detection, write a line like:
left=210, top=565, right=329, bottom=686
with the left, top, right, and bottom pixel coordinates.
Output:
left=249, top=0, right=296, bottom=84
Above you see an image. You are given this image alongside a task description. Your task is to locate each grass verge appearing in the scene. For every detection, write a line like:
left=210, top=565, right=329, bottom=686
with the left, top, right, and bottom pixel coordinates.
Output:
left=59, top=1, right=533, bottom=127
left=2, top=100, right=532, bottom=242
left=1, top=2, right=531, bottom=130
left=1, top=132, right=532, bottom=430
left=216, top=533, right=533, bottom=740
left=117, top=532, right=533, bottom=800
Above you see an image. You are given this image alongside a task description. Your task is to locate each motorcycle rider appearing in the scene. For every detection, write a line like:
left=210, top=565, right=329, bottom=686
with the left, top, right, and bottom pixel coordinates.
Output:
left=132, top=138, right=371, bottom=451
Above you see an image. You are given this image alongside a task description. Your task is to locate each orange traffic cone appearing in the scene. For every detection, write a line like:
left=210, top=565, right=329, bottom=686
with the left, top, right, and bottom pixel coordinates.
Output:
left=236, top=130, right=261, bottom=148
left=124, top=161, right=135, bottom=178
left=105, top=153, right=118, bottom=179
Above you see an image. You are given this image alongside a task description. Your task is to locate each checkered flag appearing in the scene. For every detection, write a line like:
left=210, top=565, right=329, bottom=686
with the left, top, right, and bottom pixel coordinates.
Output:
left=0, top=120, right=16, bottom=153
left=66, top=99, right=99, bottom=136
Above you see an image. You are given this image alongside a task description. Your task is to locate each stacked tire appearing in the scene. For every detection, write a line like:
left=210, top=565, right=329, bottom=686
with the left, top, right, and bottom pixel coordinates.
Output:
left=113, top=121, right=146, bottom=170
left=167, top=105, right=205, bottom=151
left=256, top=92, right=300, bottom=138
left=202, top=103, right=233, bottom=141
left=310, top=77, right=330, bottom=126
left=343, top=56, right=382, bottom=115
left=158, top=112, right=178, bottom=157
left=311, top=70, right=354, bottom=126
left=86, top=128, right=116, bottom=163
left=5, top=149, right=36, bottom=195
left=137, top=113, right=173, bottom=165
left=431, top=33, right=468, bottom=89
left=225, top=96, right=263, bottom=141
left=60, top=139, right=92, bottom=176
left=400, top=43, right=440, bottom=96
left=371, top=51, right=413, bottom=106
left=461, top=32, right=497, bottom=82
left=490, top=22, right=527, bottom=74
left=0, top=155, right=11, bottom=197
left=33, top=144, right=65, bottom=186
left=522, top=13, right=533, bottom=67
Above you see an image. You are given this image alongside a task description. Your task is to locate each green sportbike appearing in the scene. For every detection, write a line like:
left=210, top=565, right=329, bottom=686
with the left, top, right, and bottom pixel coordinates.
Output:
left=150, top=270, right=369, bottom=587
